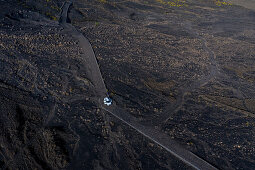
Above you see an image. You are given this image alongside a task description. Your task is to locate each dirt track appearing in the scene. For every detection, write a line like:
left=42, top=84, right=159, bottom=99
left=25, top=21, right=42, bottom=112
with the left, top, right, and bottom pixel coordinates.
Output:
left=59, top=1, right=218, bottom=169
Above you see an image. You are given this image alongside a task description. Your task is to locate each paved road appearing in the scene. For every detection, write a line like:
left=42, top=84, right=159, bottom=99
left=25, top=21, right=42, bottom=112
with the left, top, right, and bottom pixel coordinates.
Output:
left=59, top=1, right=218, bottom=169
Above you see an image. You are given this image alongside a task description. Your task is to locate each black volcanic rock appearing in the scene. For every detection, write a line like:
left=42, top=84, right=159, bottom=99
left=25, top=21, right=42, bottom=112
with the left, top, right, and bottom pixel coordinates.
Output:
left=0, top=0, right=255, bottom=170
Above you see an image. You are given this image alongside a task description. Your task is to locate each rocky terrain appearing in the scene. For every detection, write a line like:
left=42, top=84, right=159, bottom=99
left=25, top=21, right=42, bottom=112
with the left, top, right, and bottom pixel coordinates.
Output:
left=0, top=0, right=254, bottom=169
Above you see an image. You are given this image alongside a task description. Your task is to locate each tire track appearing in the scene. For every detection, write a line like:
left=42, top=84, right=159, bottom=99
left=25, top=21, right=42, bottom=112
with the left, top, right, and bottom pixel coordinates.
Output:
left=147, top=21, right=221, bottom=125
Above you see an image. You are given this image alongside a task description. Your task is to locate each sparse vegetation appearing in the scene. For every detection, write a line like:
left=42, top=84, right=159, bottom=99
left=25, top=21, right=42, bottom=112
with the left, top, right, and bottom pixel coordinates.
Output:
left=214, top=0, right=232, bottom=6
left=98, top=0, right=107, bottom=3
left=156, top=0, right=187, bottom=7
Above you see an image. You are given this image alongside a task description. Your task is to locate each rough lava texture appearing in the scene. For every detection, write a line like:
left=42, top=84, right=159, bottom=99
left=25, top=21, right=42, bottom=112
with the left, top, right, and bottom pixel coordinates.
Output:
left=0, top=0, right=255, bottom=170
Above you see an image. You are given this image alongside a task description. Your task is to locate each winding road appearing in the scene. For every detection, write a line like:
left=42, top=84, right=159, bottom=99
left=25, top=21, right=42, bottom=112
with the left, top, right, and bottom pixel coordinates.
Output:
left=59, top=1, right=218, bottom=169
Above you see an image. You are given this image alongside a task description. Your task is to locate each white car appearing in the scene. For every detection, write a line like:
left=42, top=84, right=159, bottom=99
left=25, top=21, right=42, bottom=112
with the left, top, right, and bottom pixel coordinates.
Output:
left=104, top=97, right=112, bottom=106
